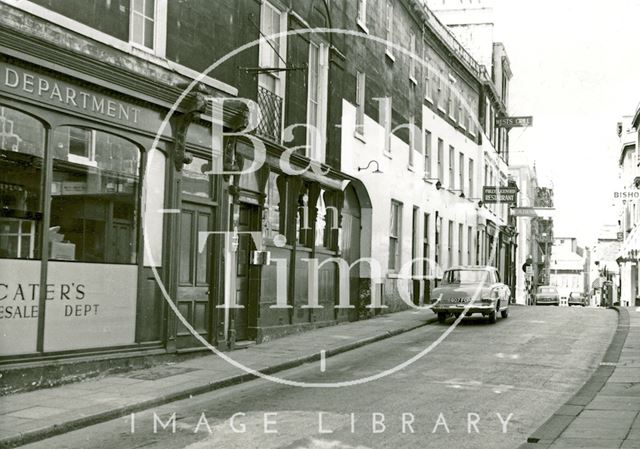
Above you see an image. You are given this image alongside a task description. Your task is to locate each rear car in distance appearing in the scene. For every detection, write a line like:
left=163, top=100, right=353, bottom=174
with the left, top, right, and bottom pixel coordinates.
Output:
left=568, top=291, right=587, bottom=307
left=431, top=266, right=510, bottom=324
left=535, top=286, right=560, bottom=306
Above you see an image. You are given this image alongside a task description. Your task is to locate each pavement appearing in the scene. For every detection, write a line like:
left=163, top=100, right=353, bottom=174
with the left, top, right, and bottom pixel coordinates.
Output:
left=519, top=306, right=640, bottom=449
left=0, top=308, right=437, bottom=448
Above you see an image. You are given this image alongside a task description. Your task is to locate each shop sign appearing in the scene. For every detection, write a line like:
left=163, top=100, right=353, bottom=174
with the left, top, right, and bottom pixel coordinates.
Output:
left=496, top=116, right=533, bottom=128
left=482, top=186, right=518, bottom=205
left=0, top=259, right=137, bottom=356
left=511, top=207, right=538, bottom=218
left=0, top=62, right=166, bottom=135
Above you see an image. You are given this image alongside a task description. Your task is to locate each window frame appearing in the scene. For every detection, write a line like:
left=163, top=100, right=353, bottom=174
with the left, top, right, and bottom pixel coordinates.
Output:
left=306, top=40, right=329, bottom=163
left=355, top=71, right=366, bottom=139
left=424, top=129, right=432, bottom=179
left=388, top=199, right=403, bottom=272
left=128, top=0, right=167, bottom=57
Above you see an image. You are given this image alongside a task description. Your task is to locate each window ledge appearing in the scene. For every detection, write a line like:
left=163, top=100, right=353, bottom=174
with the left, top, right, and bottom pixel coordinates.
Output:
left=385, top=50, right=396, bottom=63
left=437, top=106, right=447, bottom=114
left=383, top=151, right=393, bottom=160
left=409, top=76, right=418, bottom=86
left=407, top=164, right=415, bottom=172
left=354, top=131, right=366, bottom=143
left=387, top=272, right=400, bottom=279
left=425, top=95, right=434, bottom=104
left=357, top=19, right=370, bottom=34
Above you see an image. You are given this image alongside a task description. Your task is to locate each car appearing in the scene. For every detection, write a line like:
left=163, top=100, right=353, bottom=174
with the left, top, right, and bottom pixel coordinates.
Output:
left=431, top=266, right=511, bottom=324
left=535, top=286, right=560, bottom=306
left=568, top=291, right=587, bottom=307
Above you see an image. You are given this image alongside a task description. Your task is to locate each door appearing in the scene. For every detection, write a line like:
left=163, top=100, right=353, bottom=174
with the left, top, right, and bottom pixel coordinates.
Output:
left=341, top=186, right=361, bottom=319
left=176, top=202, right=214, bottom=349
left=234, top=203, right=260, bottom=341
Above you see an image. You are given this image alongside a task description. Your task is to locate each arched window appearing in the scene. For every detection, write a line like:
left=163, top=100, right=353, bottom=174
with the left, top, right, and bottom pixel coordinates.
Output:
left=49, top=126, right=141, bottom=263
left=0, top=106, right=46, bottom=259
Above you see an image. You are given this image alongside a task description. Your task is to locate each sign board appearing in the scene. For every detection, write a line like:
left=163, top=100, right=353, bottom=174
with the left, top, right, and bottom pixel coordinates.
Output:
left=511, top=207, right=538, bottom=218
left=526, top=265, right=533, bottom=275
left=0, top=259, right=137, bottom=356
left=483, top=186, right=518, bottom=205
left=496, top=116, right=533, bottom=128
left=617, top=232, right=624, bottom=242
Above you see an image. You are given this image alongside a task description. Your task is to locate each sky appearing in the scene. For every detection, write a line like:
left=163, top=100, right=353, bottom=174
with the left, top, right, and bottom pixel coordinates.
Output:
left=491, top=0, right=640, bottom=246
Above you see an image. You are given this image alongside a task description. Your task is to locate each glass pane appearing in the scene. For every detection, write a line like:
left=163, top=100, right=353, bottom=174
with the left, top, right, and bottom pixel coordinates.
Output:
left=196, top=212, right=211, bottom=285
left=179, top=211, right=193, bottom=285
left=265, top=173, right=280, bottom=238
left=144, top=0, right=155, bottom=17
left=182, top=156, right=213, bottom=198
left=144, top=18, right=155, bottom=49
left=131, top=13, right=144, bottom=45
left=132, top=0, right=143, bottom=13
left=50, top=127, right=140, bottom=264
left=0, top=106, right=44, bottom=259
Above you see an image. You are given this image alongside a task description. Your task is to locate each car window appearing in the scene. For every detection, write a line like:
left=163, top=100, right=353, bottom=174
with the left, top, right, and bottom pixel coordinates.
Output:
left=443, top=269, right=492, bottom=284
left=538, top=287, right=557, bottom=293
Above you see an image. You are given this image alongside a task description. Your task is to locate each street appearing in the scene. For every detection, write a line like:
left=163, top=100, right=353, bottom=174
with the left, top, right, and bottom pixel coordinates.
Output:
left=21, top=307, right=616, bottom=449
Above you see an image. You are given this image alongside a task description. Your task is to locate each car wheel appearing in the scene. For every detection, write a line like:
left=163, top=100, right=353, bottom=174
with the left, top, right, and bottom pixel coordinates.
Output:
left=437, top=312, right=447, bottom=324
left=501, top=308, right=509, bottom=319
left=487, top=308, right=497, bottom=324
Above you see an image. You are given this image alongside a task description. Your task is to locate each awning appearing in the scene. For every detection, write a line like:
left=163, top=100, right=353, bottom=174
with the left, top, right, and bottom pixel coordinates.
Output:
left=617, top=226, right=640, bottom=262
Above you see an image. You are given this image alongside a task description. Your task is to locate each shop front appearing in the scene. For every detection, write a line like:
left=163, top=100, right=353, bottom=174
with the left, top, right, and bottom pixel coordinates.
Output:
left=0, top=56, right=226, bottom=362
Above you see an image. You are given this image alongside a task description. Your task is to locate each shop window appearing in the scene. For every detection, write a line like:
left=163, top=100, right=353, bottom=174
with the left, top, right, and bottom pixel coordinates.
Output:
left=0, top=106, right=45, bottom=259
left=315, top=192, right=327, bottom=249
left=49, top=126, right=140, bottom=264
left=297, top=189, right=310, bottom=246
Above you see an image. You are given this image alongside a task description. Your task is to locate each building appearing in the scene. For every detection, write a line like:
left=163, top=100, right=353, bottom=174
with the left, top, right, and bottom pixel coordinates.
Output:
left=616, top=112, right=640, bottom=306
left=550, top=237, right=586, bottom=304
left=0, top=0, right=519, bottom=376
left=509, top=155, right=555, bottom=305
left=592, top=224, right=621, bottom=307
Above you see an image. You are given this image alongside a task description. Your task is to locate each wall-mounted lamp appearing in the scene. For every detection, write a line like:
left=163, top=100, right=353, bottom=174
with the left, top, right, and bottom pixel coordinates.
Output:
left=425, top=178, right=442, bottom=190
left=357, top=160, right=382, bottom=174
left=450, top=189, right=466, bottom=199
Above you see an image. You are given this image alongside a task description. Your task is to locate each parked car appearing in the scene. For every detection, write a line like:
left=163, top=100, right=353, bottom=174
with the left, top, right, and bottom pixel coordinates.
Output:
left=535, top=286, right=560, bottom=306
left=431, top=266, right=510, bottom=324
left=568, top=292, right=587, bottom=307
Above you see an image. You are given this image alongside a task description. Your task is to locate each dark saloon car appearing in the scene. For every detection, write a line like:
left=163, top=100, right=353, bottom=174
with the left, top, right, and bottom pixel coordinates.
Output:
left=535, top=286, right=560, bottom=306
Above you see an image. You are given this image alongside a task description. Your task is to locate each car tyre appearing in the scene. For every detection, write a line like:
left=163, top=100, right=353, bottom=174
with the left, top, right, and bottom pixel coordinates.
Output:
left=487, top=308, right=497, bottom=324
left=501, top=308, right=509, bottom=319
left=437, top=312, right=447, bottom=324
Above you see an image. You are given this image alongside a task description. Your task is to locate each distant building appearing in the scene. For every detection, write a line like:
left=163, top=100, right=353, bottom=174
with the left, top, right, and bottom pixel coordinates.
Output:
left=592, top=224, right=621, bottom=307
left=550, top=237, right=586, bottom=304
left=616, top=113, right=639, bottom=306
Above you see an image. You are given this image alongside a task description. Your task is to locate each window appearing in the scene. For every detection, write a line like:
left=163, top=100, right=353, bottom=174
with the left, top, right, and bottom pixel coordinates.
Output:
left=468, top=158, right=475, bottom=198
left=424, top=46, right=432, bottom=101
left=377, top=97, right=392, bottom=154
left=130, top=0, right=158, bottom=50
left=385, top=1, right=394, bottom=57
left=357, top=0, right=367, bottom=27
left=424, top=130, right=432, bottom=178
left=409, top=33, right=417, bottom=82
left=315, top=192, right=328, bottom=248
left=258, top=1, right=286, bottom=142
left=448, top=145, right=454, bottom=189
left=307, top=41, right=329, bottom=162
left=423, top=213, right=430, bottom=278
left=0, top=106, right=45, bottom=260
left=459, top=152, right=465, bottom=193
left=467, top=226, right=473, bottom=264
left=355, top=71, right=366, bottom=137
left=458, top=223, right=463, bottom=266
left=50, top=126, right=140, bottom=263
left=447, top=220, right=453, bottom=268
left=408, top=115, right=416, bottom=167
left=437, top=138, right=444, bottom=182
left=389, top=200, right=402, bottom=271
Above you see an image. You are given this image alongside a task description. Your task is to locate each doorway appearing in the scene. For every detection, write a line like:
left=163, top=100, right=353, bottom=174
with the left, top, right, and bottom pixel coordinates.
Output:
left=176, top=202, right=215, bottom=350
left=234, top=202, right=261, bottom=342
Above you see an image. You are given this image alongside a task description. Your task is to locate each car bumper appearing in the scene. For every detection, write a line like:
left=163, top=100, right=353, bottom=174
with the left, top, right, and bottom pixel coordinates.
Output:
left=432, top=303, right=497, bottom=314
left=568, top=301, right=585, bottom=306
left=536, top=301, right=559, bottom=305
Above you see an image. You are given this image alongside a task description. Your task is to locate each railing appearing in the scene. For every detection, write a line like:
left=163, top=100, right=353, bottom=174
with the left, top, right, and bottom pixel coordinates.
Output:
left=419, top=2, right=490, bottom=82
left=256, top=86, right=283, bottom=143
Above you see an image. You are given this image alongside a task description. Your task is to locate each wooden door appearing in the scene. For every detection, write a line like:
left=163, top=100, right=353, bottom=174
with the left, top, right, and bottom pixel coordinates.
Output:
left=234, top=203, right=260, bottom=341
left=176, top=202, right=214, bottom=349
left=341, top=186, right=361, bottom=318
